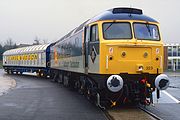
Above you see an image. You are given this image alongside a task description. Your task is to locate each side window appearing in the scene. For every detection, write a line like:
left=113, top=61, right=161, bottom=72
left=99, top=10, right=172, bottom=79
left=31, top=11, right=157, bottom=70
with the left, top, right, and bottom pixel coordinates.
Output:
left=90, top=25, right=99, bottom=42
left=39, top=53, right=41, bottom=65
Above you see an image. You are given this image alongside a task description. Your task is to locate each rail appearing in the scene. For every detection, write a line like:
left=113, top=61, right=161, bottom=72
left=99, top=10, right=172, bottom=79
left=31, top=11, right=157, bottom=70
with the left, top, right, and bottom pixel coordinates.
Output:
left=138, top=105, right=163, bottom=120
left=102, top=105, right=163, bottom=120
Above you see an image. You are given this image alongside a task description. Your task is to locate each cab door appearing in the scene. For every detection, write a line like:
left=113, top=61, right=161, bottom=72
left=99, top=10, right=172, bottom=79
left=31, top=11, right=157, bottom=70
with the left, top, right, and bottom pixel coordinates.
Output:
left=83, top=24, right=100, bottom=74
left=84, top=26, right=89, bottom=74
left=88, top=24, right=100, bottom=74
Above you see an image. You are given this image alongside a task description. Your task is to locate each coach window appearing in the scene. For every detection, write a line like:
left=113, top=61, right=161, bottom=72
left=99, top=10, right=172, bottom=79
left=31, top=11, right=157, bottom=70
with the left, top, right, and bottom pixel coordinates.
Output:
left=41, top=53, right=44, bottom=65
left=24, top=55, right=27, bottom=65
left=27, top=55, right=29, bottom=65
left=90, top=24, right=99, bottom=42
left=39, top=53, right=41, bottom=65
left=30, top=55, right=32, bottom=65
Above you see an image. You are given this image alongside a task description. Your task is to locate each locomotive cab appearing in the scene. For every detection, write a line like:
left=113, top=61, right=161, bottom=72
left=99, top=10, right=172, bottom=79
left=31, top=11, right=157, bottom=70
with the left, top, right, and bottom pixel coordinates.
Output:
left=99, top=21, right=163, bottom=74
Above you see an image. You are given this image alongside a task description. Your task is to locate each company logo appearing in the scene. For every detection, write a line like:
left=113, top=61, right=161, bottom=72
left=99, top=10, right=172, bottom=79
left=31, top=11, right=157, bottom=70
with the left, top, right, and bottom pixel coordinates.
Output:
left=90, top=46, right=97, bottom=63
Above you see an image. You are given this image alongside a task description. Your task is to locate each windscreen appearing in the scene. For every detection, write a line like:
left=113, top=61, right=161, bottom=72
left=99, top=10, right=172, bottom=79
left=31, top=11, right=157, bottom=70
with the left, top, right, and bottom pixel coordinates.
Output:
left=134, top=23, right=160, bottom=41
left=103, top=22, right=132, bottom=39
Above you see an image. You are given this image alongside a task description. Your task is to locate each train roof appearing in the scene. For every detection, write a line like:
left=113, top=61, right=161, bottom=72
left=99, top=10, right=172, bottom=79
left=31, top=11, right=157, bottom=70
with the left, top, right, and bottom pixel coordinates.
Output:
left=89, top=8, right=158, bottom=23
left=3, top=44, right=51, bottom=56
left=57, top=7, right=158, bottom=42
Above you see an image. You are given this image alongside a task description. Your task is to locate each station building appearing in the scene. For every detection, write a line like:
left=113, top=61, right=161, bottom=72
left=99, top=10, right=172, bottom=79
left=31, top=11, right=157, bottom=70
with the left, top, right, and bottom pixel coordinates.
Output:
left=164, top=43, right=180, bottom=71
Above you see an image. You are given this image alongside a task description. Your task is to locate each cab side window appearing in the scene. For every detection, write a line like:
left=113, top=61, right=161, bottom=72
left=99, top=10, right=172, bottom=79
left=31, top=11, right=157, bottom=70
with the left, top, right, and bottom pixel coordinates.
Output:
left=90, top=25, right=99, bottom=42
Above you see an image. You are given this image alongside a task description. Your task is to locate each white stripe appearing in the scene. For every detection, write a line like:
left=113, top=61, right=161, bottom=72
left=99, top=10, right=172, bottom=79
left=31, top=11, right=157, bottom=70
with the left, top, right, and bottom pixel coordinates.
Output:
left=106, top=55, right=108, bottom=70
left=162, top=90, right=180, bottom=103
left=160, top=56, right=163, bottom=69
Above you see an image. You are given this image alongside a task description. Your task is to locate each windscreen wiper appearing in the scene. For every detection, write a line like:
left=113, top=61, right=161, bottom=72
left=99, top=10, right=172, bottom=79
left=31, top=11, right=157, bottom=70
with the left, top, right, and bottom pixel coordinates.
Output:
left=104, top=22, right=114, bottom=32
left=146, top=23, right=152, bottom=36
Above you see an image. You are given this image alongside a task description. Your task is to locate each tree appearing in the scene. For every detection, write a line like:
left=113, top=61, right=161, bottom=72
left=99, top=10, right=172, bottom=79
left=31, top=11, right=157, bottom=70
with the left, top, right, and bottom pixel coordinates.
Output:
left=33, top=36, right=40, bottom=45
left=4, top=38, right=16, bottom=50
left=0, top=44, right=4, bottom=61
left=0, top=38, right=17, bottom=61
left=43, top=39, right=49, bottom=44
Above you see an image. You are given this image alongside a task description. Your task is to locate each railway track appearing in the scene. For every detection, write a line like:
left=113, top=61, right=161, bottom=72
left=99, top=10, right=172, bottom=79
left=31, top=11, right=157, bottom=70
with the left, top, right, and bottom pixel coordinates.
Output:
left=103, top=105, right=163, bottom=120
left=138, top=105, right=163, bottom=120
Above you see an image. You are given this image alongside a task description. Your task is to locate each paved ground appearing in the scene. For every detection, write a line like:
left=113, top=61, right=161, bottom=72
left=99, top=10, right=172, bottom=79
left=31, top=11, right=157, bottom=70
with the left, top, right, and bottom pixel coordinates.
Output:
left=0, top=70, right=16, bottom=96
left=164, top=71, right=180, bottom=77
left=146, top=104, right=180, bottom=120
left=145, top=72, right=180, bottom=120
left=1, top=69, right=180, bottom=120
left=151, top=74, right=180, bottom=104
left=0, top=70, right=107, bottom=120
left=166, top=75, right=180, bottom=101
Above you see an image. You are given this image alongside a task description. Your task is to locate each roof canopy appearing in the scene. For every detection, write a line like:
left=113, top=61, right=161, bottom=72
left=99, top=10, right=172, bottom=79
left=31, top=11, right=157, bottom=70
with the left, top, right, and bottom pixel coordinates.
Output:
left=3, top=44, right=51, bottom=56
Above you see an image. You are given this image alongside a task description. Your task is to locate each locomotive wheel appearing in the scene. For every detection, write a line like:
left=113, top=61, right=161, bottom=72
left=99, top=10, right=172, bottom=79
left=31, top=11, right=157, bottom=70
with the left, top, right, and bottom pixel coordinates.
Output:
left=86, top=88, right=93, bottom=100
left=48, top=73, right=54, bottom=79
left=58, top=73, right=63, bottom=84
left=63, top=75, right=69, bottom=87
left=7, top=70, right=10, bottom=74
left=63, top=73, right=75, bottom=89
left=74, top=80, right=81, bottom=91
left=10, top=70, right=14, bottom=74
left=51, top=72, right=58, bottom=82
left=39, top=71, right=46, bottom=78
left=77, top=81, right=84, bottom=94
left=36, top=72, right=40, bottom=77
left=40, top=72, right=43, bottom=77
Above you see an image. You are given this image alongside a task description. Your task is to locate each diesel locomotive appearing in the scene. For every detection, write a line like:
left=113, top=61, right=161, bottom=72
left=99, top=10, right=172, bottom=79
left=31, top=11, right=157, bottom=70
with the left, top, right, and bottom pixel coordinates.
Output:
left=3, top=8, right=170, bottom=107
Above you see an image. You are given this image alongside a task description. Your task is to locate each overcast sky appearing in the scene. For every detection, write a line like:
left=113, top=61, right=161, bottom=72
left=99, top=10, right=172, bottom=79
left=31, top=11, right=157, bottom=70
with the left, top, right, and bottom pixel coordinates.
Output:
left=0, top=0, right=179, bottom=45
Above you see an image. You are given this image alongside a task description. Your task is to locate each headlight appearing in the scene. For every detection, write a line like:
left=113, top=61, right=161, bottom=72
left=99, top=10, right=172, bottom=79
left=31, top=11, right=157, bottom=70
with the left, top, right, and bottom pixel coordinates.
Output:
left=155, top=74, right=170, bottom=90
left=106, top=75, right=123, bottom=92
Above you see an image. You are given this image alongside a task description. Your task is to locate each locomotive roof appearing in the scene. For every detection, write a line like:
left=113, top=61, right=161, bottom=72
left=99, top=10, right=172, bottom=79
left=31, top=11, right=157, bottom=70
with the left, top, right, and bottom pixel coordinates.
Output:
left=89, top=7, right=158, bottom=23
left=57, top=8, right=158, bottom=42
left=3, top=44, right=51, bottom=56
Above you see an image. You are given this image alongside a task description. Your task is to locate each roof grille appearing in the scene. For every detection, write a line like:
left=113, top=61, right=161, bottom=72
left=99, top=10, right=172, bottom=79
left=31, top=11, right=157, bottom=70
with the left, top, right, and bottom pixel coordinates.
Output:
left=112, top=8, right=143, bottom=15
